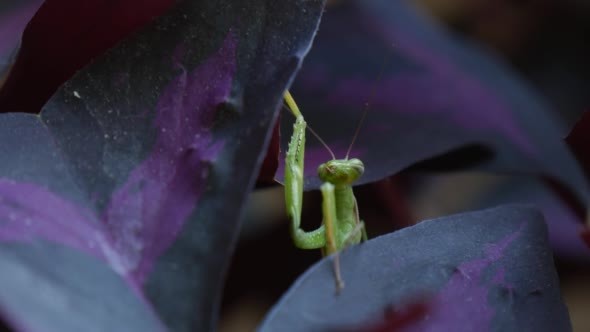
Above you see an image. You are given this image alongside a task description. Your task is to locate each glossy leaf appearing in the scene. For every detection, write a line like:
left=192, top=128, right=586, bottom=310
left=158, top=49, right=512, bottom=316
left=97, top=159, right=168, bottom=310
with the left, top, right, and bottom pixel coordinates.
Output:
left=260, top=205, right=570, bottom=331
left=0, top=0, right=326, bottom=330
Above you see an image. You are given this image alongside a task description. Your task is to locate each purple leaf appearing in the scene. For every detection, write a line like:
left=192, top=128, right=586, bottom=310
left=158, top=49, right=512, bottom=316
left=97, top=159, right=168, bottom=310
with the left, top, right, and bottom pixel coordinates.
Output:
left=0, top=242, right=167, bottom=332
left=0, top=0, right=326, bottom=330
left=338, top=301, right=430, bottom=332
left=260, top=206, right=571, bottom=331
left=0, top=0, right=43, bottom=74
left=0, top=180, right=102, bottom=259
left=2, top=28, right=237, bottom=286
left=473, top=177, right=590, bottom=262
left=277, top=0, right=588, bottom=210
left=0, top=0, right=176, bottom=113
left=101, top=32, right=235, bottom=283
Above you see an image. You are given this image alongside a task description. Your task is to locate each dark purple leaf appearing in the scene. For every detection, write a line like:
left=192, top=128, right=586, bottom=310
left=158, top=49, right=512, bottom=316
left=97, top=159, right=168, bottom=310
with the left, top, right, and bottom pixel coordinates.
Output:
left=0, top=0, right=325, bottom=330
left=0, top=0, right=175, bottom=114
left=259, top=206, right=570, bottom=331
left=472, top=177, right=590, bottom=262
left=0, top=242, right=166, bottom=332
left=276, top=0, right=588, bottom=209
left=347, top=301, right=430, bottom=332
left=0, top=0, right=42, bottom=75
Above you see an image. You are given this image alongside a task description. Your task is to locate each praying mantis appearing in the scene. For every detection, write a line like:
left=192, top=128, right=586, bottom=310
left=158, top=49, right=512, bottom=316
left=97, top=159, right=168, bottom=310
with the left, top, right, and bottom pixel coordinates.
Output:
left=283, top=90, right=368, bottom=293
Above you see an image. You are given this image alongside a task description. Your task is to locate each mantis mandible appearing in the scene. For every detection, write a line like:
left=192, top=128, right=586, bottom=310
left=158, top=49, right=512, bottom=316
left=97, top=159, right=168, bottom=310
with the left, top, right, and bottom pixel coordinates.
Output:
left=283, top=90, right=367, bottom=293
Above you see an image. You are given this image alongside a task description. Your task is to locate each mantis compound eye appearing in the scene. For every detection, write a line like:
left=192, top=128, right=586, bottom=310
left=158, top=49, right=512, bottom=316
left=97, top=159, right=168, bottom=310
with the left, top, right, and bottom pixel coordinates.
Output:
left=318, top=158, right=364, bottom=186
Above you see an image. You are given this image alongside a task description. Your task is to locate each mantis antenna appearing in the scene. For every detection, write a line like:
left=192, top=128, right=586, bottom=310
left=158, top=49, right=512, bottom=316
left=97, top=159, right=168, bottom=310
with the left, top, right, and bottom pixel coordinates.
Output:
left=344, top=55, right=391, bottom=160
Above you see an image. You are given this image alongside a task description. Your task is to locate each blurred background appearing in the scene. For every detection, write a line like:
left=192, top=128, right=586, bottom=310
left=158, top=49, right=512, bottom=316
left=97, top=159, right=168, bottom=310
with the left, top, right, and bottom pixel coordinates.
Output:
left=220, top=0, right=590, bottom=330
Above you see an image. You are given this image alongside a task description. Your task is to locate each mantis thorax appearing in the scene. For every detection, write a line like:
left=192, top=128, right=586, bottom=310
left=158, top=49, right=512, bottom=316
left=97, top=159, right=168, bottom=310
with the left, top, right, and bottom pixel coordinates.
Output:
left=317, top=158, right=364, bottom=186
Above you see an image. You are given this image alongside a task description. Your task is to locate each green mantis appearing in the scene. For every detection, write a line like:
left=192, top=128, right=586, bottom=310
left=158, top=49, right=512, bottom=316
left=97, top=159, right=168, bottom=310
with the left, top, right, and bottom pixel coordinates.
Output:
left=283, top=90, right=367, bottom=293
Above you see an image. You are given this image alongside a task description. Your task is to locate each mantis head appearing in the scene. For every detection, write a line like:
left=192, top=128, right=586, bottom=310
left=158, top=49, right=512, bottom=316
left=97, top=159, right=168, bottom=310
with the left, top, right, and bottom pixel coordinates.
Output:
left=318, top=158, right=364, bottom=186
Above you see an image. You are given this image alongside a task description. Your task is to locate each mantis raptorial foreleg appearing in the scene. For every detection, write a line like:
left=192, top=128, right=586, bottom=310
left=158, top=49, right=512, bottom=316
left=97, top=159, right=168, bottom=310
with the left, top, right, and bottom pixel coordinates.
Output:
left=284, top=92, right=326, bottom=250
left=283, top=90, right=367, bottom=293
